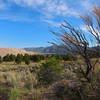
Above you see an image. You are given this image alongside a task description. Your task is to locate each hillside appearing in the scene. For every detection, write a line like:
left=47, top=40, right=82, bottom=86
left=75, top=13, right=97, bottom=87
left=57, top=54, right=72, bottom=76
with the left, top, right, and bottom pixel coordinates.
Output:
left=24, top=45, right=77, bottom=54
left=24, top=45, right=100, bottom=55
left=0, top=48, right=37, bottom=57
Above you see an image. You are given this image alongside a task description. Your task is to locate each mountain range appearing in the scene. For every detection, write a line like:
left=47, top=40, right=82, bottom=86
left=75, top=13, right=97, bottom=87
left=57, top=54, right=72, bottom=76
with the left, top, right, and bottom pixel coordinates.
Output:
left=24, top=45, right=100, bottom=55
left=0, top=45, right=99, bottom=57
left=24, top=45, right=74, bottom=54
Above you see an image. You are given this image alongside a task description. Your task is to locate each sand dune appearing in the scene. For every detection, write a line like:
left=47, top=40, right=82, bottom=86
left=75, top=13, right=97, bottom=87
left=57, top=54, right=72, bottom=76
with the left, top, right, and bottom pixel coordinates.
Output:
left=0, top=48, right=36, bottom=57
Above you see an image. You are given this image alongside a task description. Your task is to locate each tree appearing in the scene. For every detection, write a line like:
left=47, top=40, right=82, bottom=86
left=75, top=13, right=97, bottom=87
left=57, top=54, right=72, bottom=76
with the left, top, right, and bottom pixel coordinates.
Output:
left=62, top=53, right=77, bottom=61
left=82, top=6, right=100, bottom=44
left=30, top=55, right=41, bottom=62
left=9, top=54, right=16, bottom=62
left=0, top=56, right=2, bottom=63
left=52, top=5, right=100, bottom=83
left=24, top=54, right=30, bottom=65
left=3, top=54, right=10, bottom=62
left=3, top=54, right=16, bottom=62
left=37, top=57, right=64, bottom=86
left=15, top=54, right=23, bottom=64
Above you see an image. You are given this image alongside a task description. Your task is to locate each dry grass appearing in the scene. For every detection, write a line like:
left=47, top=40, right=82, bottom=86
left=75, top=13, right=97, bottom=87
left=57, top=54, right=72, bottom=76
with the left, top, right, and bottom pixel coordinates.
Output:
left=0, top=59, right=100, bottom=100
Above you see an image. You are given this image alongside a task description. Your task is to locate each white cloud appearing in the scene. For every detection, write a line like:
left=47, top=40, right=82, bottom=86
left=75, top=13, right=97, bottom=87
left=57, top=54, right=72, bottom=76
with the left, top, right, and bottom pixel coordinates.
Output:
left=9, top=0, right=46, bottom=7
left=79, top=0, right=95, bottom=14
left=0, top=14, right=34, bottom=22
left=42, top=19, right=63, bottom=27
left=43, top=0, right=78, bottom=18
left=8, top=0, right=78, bottom=18
left=0, top=0, right=99, bottom=24
left=0, top=0, right=79, bottom=23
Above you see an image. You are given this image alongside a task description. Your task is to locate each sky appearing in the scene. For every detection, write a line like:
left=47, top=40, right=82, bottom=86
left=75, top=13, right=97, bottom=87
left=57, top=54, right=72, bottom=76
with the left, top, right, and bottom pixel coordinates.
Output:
left=0, top=0, right=99, bottom=48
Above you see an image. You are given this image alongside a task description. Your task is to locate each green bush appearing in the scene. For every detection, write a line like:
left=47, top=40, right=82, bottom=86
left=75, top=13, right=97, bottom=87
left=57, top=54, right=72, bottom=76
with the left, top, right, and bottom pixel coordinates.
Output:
left=8, top=88, right=21, bottom=100
left=24, top=54, right=30, bottom=65
left=30, top=55, right=46, bottom=62
left=15, top=54, right=23, bottom=64
left=3, top=54, right=16, bottom=62
left=52, top=80, right=82, bottom=100
left=0, top=56, right=2, bottom=63
left=37, top=57, right=64, bottom=86
left=8, top=88, right=29, bottom=100
left=9, top=54, right=16, bottom=62
left=3, top=54, right=10, bottom=62
left=62, top=54, right=77, bottom=61
left=30, top=55, right=41, bottom=62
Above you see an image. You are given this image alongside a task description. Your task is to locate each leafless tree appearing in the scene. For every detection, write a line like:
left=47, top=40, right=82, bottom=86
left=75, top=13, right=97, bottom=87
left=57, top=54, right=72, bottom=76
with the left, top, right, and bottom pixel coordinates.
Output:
left=82, top=6, right=100, bottom=44
left=52, top=5, right=100, bottom=83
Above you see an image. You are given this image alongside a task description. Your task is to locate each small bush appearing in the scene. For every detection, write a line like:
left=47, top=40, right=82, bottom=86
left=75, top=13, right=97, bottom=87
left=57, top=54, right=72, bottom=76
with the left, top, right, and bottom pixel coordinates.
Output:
left=37, top=57, right=64, bottom=86
left=3, top=54, right=11, bottom=62
left=24, top=54, right=30, bottom=65
left=8, top=88, right=22, bottom=100
left=3, top=54, right=16, bottom=62
left=15, top=54, right=23, bottom=64
left=52, top=80, right=82, bottom=100
left=63, top=54, right=77, bottom=61
left=0, top=56, right=2, bottom=63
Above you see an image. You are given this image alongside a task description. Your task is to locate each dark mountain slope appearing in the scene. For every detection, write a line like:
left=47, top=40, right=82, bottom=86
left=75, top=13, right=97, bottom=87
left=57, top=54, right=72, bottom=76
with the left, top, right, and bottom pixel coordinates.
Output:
left=24, top=45, right=76, bottom=54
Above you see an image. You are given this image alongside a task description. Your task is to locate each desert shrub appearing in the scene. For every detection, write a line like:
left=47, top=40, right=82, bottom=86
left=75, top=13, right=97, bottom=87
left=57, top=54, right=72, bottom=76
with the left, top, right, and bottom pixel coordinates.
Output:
left=49, top=55, right=63, bottom=60
left=0, top=56, right=2, bottom=63
left=8, top=88, right=22, bottom=100
left=9, top=54, right=16, bottom=62
left=87, top=50, right=100, bottom=58
left=63, top=69, right=76, bottom=80
left=4, top=72, right=20, bottom=88
left=8, top=88, right=29, bottom=100
left=30, top=55, right=46, bottom=62
left=23, top=54, right=30, bottom=65
left=37, top=57, right=64, bottom=86
left=15, top=54, right=23, bottom=64
left=93, top=69, right=100, bottom=94
left=62, top=53, right=77, bottom=61
left=3, top=54, right=11, bottom=62
left=3, top=54, right=16, bottom=62
left=38, top=55, right=45, bottom=60
left=52, top=80, right=83, bottom=100
left=31, top=88, right=46, bottom=100
left=30, top=55, right=41, bottom=62
left=24, top=73, right=37, bottom=90
left=0, top=86, right=10, bottom=100
left=25, top=59, right=30, bottom=65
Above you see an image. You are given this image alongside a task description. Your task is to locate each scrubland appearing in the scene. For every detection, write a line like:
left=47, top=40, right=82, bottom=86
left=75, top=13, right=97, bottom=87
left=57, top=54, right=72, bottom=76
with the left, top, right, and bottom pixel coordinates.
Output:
left=0, top=57, right=100, bottom=100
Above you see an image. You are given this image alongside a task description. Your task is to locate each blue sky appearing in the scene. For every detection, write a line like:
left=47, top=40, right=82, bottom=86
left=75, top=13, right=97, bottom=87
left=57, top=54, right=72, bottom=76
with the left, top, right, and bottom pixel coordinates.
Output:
left=0, top=0, right=99, bottom=48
